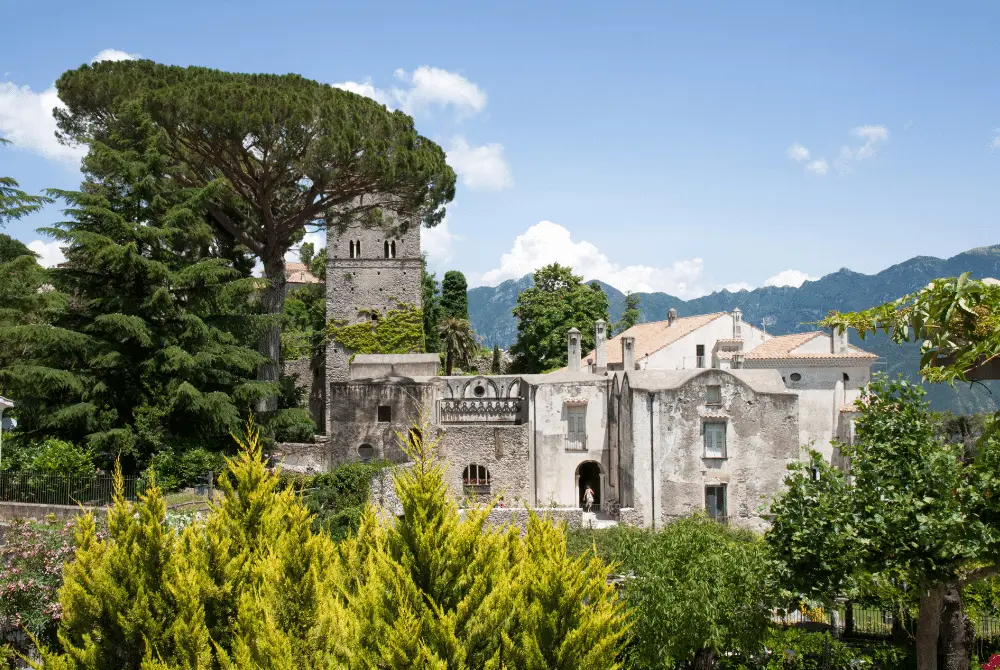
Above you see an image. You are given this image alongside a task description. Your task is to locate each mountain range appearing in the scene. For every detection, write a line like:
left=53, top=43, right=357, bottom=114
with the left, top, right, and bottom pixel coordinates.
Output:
left=467, top=245, right=1000, bottom=414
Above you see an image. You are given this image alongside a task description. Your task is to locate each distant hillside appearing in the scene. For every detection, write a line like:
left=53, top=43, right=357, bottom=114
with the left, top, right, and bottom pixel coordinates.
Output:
left=468, top=245, right=1000, bottom=413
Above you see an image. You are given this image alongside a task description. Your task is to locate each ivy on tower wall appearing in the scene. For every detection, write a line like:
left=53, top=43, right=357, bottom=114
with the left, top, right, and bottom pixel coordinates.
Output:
left=326, top=302, right=425, bottom=360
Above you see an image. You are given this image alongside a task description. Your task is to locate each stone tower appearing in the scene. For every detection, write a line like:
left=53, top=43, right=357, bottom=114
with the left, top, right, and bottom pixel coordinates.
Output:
left=326, top=199, right=423, bottom=384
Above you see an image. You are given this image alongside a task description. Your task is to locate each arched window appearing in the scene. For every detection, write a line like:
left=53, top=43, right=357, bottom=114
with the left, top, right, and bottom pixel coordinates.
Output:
left=358, top=444, right=375, bottom=461
left=356, top=240, right=361, bottom=257
left=463, top=464, right=491, bottom=497
left=384, top=240, right=390, bottom=258
left=843, top=373, right=850, bottom=383
left=390, top=240, right=396, bottom=258
left=349, top=240, right=356, bottom=259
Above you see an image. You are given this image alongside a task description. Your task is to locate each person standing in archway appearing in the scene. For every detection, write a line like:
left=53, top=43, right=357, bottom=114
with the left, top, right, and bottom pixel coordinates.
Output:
left=583, top=485, right=595, bottom=513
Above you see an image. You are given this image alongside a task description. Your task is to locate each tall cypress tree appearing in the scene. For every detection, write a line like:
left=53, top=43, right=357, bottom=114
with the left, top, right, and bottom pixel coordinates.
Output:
left=440, top=270, right=468, bottom=321
left=422, top=258, right=443, bottom=353
left=0, top=109, right=294, bottom=467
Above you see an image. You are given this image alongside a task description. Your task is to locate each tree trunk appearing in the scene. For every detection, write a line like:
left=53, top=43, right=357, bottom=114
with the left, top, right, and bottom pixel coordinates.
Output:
left=845, top=601, right=855, bottom=638
left=938, top=585, right=974, bottom=670
left=257, top=254, right=286, bottom=414
left=917, top=585, right=945, bottom=670
left=446, top=347, right=454, bottom=376
left=692, top=648, right=714, bottom=670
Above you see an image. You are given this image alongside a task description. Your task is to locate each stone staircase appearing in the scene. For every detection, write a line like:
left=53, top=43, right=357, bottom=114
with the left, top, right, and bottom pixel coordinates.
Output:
left=581, top=512, right=618, bottom=530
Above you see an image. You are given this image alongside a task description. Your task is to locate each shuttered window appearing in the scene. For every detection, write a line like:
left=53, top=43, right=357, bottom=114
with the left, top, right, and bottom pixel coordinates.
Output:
left=567, top=406, right=587, bottom=449
left=703, top=422, right=727, bottom=459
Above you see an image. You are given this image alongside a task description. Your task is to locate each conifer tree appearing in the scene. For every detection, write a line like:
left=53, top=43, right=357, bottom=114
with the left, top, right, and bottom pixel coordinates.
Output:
left=441, top=270, right=469, bottom=321
left=0, top=109, right=291, bottom=465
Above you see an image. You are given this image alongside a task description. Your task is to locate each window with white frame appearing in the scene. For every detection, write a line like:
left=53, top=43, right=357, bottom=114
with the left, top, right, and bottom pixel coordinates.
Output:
left=567, top=405, right=587, bottom=449
left=703, top=421, right=727, bottom=458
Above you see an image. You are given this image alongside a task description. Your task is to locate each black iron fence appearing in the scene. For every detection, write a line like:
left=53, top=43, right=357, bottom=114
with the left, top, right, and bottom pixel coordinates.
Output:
left=0, top=471, right=145, bottom=506
left=777, top=604, right=1000, bottom=641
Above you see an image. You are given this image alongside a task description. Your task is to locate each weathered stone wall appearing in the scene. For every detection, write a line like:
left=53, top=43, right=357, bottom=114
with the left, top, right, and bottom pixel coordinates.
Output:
left=438, top=424, right=532, bottom=505
left=480, top=506, right=583, bottom=532
left=328, top=380, right=432, bottom=464
left=0, top=501, right=103, bottom=522
left=283, top=355, right=326, bottom=431
left=272, top=441, right=329, bottom=474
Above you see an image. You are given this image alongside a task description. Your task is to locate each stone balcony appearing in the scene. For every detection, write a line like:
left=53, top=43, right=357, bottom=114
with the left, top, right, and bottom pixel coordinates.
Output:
left=438, top=397, right=524, bottom=425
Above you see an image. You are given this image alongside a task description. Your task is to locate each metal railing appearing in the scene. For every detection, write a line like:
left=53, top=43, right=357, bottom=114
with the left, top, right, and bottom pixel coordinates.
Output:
left=0, top=471, right=145, bottom=506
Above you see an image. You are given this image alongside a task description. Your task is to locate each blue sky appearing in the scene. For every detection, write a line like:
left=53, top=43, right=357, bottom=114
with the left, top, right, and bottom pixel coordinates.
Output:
left=2, top=1, right=999, bottom=297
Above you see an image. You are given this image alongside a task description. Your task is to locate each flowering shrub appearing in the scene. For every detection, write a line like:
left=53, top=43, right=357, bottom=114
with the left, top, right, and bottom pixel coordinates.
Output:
left=0, top=518, right=82, bottom=658
left=983, top=652, right=1000, bottom=670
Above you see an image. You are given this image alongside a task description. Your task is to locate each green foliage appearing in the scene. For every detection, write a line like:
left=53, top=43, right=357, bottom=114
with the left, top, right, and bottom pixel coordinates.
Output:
left=327, top=302, right=425, bottom=360
left=1, top=437, right=95, bottom=475
left=0, top=138, right=53, bottom=226
left=141, top=446, right=226, bottom=492
left=717, top=628, right=912, bottom=670
left=510, top=264, right=610, bottom=373
left=441, top=270, right=469, bottom=321
left=0, top=106, right=270, bottom=467
left=282, top=284, right=326, bottom=361
left=422, top=257, right=443, bottom=354
left=603, top=517, right=776, bottom=669
left=38, top=417, right=628, bottom=669
left=440, top=317, right=480, bottom=375
left=297, top=242, right=326, bottom=281
left=490, top=344, right=502, bottom=374
left=614, top=291, right=641, bottom=335
left=0, top=235, right=65, bottom=369
left=823, top=273, right=1000, bottom=384
left=0, top=518, right=79, bottom=657
left=284, top=459, right=391, bottom=541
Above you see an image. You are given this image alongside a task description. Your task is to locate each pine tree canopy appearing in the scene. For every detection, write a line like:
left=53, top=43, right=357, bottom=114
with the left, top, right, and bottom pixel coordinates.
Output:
left=0, top=111, right=296, bottom=466
left=38, top=417, right=629, bottom=669
left=0, top=138, right=53, bottom=226
left=53, top=60, right=457, bottom=409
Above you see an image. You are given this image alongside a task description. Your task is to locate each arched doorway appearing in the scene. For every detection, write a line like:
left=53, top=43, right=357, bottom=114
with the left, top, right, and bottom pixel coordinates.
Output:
left=576, top=461, right=602, bottom=510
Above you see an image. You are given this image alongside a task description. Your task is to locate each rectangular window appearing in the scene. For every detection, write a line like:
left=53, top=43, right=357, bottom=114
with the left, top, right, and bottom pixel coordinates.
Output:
left=696, top=344, right=706, bottom=368
left=377, top=405, right=392, bottom=423
left=705, top=485, right=727, bottom=522
left=567, top=405, right=587, bottom=449
left=706, top=385, right=722, bottom=405
left=703, top=422, right=726, bottom=458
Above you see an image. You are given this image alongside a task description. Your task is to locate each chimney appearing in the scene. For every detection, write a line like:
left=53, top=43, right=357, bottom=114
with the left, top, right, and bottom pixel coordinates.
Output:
left=622, top=336, right=636, bottom=371
left=594, top=319, right=607, bottom=372
left=732, top=307, right=743, bottom=339
left=831, top=327, right=849, bottom=354
left=667, top=307, right=678, bottom=327
left=567, top=327, right=582, bottom=371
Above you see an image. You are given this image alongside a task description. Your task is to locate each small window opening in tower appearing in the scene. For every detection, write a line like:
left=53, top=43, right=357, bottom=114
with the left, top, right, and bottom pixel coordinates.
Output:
left=384, top=240, right=390, bottom=258
left=356, top=240, right=361, bottom=257
left=391, top=240, right=396, bottom=258
left=349, top=240, right=356, bottom=259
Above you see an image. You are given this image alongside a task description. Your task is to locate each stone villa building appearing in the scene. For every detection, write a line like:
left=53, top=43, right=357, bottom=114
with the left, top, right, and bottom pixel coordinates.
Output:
left=281, top=204, right=878, bottom=530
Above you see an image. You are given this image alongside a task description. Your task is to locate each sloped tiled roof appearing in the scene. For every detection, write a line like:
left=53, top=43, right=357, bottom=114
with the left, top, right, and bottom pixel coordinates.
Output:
left=578, top=313, right=727, bottom=369
left=285, top=261, right=322, bottom=285
left=744, top=331, right=878, bottom=360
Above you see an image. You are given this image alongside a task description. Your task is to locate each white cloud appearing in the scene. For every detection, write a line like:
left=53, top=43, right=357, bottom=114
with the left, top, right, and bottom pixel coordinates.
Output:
left=285, top=230, right=325, bottom=262
left=805, top=159, right=828, bottom=175
left=421, top=215, right=458, bottom=266
left=479, top=221, right=711, bottom=298
left=722, top=282, right=753, bottom=293
left=764, top=269, right=817, bottom=288
left=787, top=143, right=809, bottom=162
left=27, top=240, right=66, bottom=268
left=91, top=49, right=139, bottom=63
left=446, top=137, right=513, bottom=191
left=991, top=129, right=1000, bottom=150
left=333, top=66, right=487, bottom=119
left=834, top=124, right=888, bottom=174
left=0, top=49, right=137, bottom=164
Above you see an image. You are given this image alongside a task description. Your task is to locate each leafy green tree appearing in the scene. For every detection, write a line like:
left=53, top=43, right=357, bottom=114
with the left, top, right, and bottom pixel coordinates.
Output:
left=1, top=437, right=95, bottom=475
left=768, top=375, right=1000, bottom=670
left=441, top=270, right=469, bottom=321
left=0, top=110, right=282, bottom=467
left=422, top=257, right=443, bottom=353
left=54, top=60, right=456, bottom=411
left=615, top=291, right=641, bottom=335
left=601, top=517, right=774, bottom=670
left=440, top=317, right=479, bottom=375
left=823, top=273, right=1000, bottom=384
left=510, top=264, right=610, bottom=373
left=0, top=138, right=52, bottom=226
left=0, top=236, right=65, bottom=373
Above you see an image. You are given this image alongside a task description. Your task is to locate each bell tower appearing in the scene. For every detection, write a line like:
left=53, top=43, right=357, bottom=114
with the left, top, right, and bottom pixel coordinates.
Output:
left=326, top=198, right=423, bottom=384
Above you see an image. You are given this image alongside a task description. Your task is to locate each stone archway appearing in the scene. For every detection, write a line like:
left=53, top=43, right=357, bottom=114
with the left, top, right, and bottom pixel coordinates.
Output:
left=576, top=461, right=603, bottom=510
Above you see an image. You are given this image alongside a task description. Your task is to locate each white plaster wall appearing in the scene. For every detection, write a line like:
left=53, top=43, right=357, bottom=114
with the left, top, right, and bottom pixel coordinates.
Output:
left=630, top=390, right=655, bottom=528
left=531, top=380, right=610, bottom=507
left=641, top=316, right=770, bottom=371
left=772, top=364, right=872, bottom=459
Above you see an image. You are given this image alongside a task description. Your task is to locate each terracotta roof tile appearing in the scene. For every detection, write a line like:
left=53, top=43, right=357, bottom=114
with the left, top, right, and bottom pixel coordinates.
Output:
left=744, top=331, right=877, bottom=360
left=576, top=313, right=728, bottom=370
